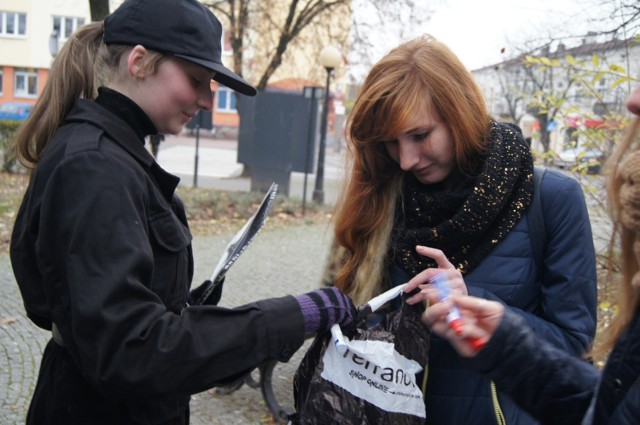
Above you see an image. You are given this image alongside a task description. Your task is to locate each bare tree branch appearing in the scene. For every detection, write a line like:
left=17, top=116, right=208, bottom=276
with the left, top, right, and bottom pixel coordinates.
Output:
left=203, top=0, right=435, bottom=91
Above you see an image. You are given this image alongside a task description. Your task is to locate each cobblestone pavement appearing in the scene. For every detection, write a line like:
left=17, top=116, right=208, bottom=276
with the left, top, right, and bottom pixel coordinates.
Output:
left=0, top=222, right=334, bottom=425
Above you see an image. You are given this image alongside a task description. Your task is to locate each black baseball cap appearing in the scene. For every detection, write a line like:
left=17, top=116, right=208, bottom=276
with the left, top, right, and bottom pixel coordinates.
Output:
left=104, top=0, right=257, bottom=96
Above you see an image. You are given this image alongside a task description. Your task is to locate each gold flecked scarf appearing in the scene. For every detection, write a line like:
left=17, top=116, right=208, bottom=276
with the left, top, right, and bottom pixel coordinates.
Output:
left=391, top=121, right=534, bottom=276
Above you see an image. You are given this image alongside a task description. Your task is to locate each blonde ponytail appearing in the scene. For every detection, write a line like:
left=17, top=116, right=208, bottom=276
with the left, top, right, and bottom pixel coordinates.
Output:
left=12, top=22, right=104, bottom=169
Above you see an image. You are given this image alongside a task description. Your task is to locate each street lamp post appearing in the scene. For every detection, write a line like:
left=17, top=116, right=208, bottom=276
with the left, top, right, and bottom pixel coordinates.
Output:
left=302, top=86, right=323, bottom=215
left=312, top=45, right=342, bottom=204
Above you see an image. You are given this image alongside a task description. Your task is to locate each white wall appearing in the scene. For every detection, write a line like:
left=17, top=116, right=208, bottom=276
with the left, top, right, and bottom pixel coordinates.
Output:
left=0, top=0, right=91, bottom=69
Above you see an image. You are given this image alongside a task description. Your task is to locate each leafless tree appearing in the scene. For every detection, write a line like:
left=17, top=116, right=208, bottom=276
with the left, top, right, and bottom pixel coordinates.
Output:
left=523, top=60, right=576, bottom=154
left=90, top=0, right=434, bottom=89
left=590, top=0, right=640, bottom=40
left=205, top=0, right=350, bottom=91
left=201, top=0, right=435, bottom=176
left=204, top=0, right=435, bottom=91
left=490, top=59, right=531, bottom=124
left=347, top=0, right=436, bottom=85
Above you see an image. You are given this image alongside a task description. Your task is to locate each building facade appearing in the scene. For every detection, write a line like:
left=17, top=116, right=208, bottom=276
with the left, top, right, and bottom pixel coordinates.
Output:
left=0, top=0, right=90, bottom=108
left=472, top=37, right=640, bottom=154
left=0, top=0, right=351, bottom=140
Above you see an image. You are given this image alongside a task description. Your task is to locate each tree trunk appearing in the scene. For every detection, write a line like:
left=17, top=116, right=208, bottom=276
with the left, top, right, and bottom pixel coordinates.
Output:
left=537, top=113, right=550, bottom=154
left=89, top=0, right=110, bottom=21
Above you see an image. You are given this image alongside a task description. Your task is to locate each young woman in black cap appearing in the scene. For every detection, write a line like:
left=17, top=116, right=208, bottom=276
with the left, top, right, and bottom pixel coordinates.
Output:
left=10, top=1, right=356, bottom=424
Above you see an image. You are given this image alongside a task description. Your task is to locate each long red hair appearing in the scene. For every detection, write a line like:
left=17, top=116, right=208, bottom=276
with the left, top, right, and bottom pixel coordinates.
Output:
left=333, top=35, right=491, bottom=304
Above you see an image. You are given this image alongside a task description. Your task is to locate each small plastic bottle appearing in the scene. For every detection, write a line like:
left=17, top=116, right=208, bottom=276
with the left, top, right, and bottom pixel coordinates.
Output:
left=431, top=273, right=485, bottom=351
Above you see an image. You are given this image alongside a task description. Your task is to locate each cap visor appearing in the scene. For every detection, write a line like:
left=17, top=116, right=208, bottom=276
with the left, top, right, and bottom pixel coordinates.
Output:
left=175, top=54, right=257, bottom=96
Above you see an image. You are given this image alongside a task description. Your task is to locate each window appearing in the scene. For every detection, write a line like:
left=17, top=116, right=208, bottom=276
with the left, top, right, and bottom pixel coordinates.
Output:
left=52, top=15, right=85, bottom=42
left=221, top=29, right=233, bottom=56
left=14, top=69, right=38, bottom=98
left=593, top=77, right=607, bottom=97
left=1, top=11, right=27, bottom=37
left=216, top=85, right=237, bottom=112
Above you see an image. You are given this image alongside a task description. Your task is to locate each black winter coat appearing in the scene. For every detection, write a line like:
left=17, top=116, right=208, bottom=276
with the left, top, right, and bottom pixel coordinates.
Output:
left=11, top=99, right=305, bottom=424
left=474, top=308, right=640, bottom=424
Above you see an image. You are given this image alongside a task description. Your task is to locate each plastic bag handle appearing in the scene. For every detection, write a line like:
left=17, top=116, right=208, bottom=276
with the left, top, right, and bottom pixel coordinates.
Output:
left=331, top=283, right=409, bottom=354
left=365, top=283, right=407, bottom=313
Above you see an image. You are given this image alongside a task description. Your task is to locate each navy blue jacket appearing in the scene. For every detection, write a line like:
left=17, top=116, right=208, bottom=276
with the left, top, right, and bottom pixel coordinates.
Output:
left=424, top=169, right=597, bottom=424
left=474, top=308, right=640, bottom=424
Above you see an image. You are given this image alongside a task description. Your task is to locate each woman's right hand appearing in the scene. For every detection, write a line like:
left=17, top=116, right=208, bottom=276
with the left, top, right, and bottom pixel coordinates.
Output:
left=404, top=246, right=469, bottom=306
left=422, top=292, right=505, bottom=357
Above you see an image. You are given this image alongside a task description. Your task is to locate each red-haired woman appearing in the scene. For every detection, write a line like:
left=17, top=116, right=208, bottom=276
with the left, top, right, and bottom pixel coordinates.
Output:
left=419, top=82, right=640, bottom=425
left=330, top=35, right=597, bottom=425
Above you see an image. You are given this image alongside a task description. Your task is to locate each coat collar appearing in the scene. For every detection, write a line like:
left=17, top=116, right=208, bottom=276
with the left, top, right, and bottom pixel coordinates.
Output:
left=64, top=100, right=180, bottom=200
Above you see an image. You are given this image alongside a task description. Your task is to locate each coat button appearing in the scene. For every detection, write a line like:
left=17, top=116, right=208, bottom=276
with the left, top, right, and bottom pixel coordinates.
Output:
left=614, top=378, right=623, bottom=392
left=281, top=347, right=293, bottom=358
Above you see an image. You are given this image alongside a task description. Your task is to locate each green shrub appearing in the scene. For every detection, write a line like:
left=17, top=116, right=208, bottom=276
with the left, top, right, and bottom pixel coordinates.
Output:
left=0, top=120, right=21, bottom=172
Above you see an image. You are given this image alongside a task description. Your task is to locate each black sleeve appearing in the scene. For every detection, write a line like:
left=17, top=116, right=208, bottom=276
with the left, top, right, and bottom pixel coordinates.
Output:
left=37, top=150, right=305, bottom=399
left=471, top=309, right=599, bottom=425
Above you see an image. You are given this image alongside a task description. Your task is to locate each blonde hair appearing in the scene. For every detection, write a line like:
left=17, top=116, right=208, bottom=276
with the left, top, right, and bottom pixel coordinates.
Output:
left=333, top=35, right=491, bottom=305
left=12, top=22, right=164, bottom=170
left=601, top=116, right=640, bottom=353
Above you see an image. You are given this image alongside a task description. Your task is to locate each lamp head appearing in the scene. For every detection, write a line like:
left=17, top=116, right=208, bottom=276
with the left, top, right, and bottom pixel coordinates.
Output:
left=319, top=45, right=342, bottom=70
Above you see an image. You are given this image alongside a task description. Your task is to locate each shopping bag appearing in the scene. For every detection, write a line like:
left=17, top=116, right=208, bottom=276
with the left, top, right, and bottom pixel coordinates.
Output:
left=292, top=284, right=430, bottom=425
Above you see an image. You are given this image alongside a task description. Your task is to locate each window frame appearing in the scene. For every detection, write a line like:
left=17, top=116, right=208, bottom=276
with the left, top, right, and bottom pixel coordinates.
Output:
left=0, top=11, right=27, bottom=37
left=52, top=15, right=85, bottom=43
left=14, top=69, right=38, bottom=98
left=216, top=85, right=237, bottom=112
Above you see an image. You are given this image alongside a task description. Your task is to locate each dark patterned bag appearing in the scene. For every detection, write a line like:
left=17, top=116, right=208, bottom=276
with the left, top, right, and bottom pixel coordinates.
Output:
left=292, top=285, right=430, bottom=425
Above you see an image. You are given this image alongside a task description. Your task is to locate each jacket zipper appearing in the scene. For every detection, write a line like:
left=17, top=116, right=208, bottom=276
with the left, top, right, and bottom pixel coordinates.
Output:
left=421, top=362, right=429, bottom=396
left=422, top=363, right=507, bottom=424
left=491, top=381, right=507, bottom=425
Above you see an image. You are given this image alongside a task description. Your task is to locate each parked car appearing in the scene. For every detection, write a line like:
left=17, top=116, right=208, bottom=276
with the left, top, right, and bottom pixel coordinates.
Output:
left=0, top=102, right=34, bottom=121
left=554, top=147, right=605, bottom=174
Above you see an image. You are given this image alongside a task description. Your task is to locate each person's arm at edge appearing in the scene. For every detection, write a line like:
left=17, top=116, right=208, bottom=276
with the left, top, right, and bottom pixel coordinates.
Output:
left=471, top=308, right=599, bottom=425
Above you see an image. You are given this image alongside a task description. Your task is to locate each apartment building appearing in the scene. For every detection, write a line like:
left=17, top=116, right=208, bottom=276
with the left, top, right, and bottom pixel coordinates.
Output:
left=0, top=0, right=90, bottom=107
left=0, top=0, right=238, bottom=134
left=472, top=36, right=640, bottom=153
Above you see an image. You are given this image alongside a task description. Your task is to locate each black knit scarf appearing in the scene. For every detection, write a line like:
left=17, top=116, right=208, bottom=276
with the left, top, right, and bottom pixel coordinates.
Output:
left=390, top=121, right=534, bottom=276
